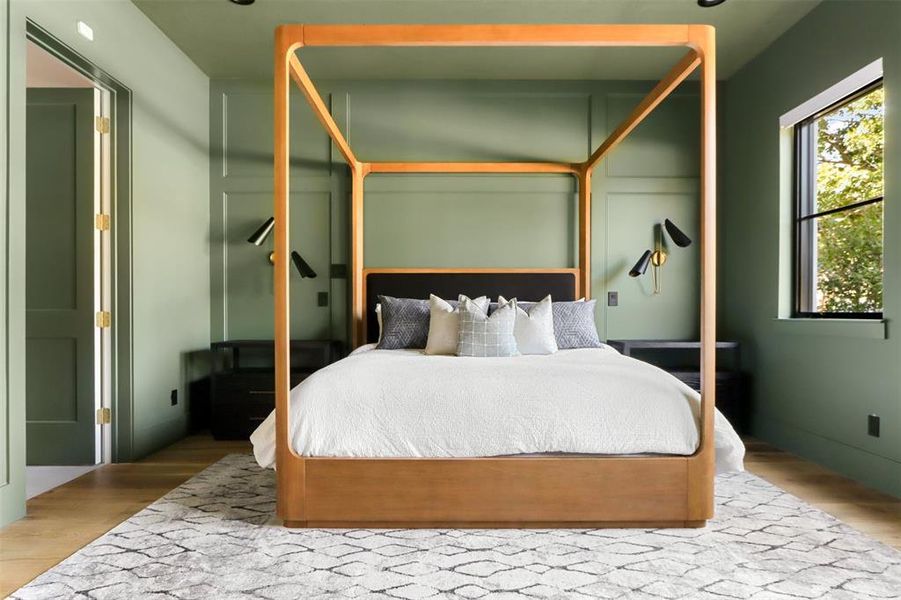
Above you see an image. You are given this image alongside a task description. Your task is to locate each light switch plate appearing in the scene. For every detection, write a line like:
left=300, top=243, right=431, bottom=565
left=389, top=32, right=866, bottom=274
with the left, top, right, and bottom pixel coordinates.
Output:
left=608, top=291, right=619, bottom=307
left=868, top=414, right=880, bottom=437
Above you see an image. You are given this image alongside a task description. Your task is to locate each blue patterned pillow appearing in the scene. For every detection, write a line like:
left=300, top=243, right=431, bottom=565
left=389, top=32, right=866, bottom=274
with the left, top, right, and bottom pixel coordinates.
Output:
left=376, top=296, right=430, bottom=350
left=456, top=298, right=519, bottom=357
left=550, top=299, right=602, bottom=349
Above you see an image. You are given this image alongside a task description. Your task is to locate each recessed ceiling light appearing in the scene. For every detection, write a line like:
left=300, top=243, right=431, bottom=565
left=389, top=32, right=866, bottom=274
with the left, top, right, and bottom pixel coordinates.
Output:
left=76, top=21, right=94, bottom=41
left=229, top=0, right=255, bottom=5
left=698, top=0, right=727, bottom=6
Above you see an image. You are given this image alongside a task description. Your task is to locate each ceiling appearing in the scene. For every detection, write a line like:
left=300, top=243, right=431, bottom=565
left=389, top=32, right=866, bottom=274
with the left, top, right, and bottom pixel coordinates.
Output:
left=131, top=0, right=821, bottom=80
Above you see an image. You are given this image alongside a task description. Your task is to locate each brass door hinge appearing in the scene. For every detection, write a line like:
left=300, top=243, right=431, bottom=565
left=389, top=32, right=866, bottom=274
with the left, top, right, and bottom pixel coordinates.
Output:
left=96, top=407, right=112, bottom=425
left=95, top=116, right=110, bottom=134
left=95, top=213, right=110, bottom=231
left=95, top=311, right=111, bottom=328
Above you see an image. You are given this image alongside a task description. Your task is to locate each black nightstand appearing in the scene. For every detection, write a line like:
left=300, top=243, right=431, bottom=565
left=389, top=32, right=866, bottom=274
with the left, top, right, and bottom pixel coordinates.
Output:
left=210, top=340, right=343, bottom=440
left=606, top=339, right=749, bottom=434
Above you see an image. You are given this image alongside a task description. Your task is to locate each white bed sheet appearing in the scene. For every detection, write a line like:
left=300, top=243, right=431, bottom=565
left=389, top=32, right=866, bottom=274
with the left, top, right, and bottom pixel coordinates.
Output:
left=251, top=344, right=745, bottom=474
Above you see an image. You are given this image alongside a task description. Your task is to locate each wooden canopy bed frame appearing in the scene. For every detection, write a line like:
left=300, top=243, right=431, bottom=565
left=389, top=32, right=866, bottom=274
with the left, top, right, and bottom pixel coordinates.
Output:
left=273, top=24, right=716, bottom=528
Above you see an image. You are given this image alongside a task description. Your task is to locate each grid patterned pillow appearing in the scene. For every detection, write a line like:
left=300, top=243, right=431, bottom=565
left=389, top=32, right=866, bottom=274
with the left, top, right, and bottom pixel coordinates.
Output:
left=456, top=297, right=519, bottom=357
left=425, top=294, right=490, bottom=355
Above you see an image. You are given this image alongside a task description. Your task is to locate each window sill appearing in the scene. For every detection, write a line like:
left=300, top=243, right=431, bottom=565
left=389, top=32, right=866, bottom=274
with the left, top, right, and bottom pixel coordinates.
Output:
left=772, top=318, right=887, bottom=340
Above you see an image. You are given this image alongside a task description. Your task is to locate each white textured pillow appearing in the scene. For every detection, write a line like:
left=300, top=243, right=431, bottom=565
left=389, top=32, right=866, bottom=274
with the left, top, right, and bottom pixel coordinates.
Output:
left=425, top=294, right=489, bottom=355
left=498, top=295, right=558, bottom=355
left=375, top=304, right=383, bottom=343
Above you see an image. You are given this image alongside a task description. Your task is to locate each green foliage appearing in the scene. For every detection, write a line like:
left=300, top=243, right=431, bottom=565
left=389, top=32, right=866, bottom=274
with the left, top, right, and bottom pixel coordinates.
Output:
left=813, top=87, right=883, bottom=313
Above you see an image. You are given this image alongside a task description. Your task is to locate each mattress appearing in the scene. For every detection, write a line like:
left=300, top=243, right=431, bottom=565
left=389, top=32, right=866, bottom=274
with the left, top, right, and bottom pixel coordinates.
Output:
left=251, top=344, right=745, bottom=474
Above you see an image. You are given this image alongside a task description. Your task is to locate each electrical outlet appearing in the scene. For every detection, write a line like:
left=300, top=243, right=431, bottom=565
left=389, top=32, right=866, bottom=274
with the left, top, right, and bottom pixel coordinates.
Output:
left=607, top=291, right=619, bottom=307
left=170, top=389, right=178, bottom=406
left=868, top=414, right=880, bottom=437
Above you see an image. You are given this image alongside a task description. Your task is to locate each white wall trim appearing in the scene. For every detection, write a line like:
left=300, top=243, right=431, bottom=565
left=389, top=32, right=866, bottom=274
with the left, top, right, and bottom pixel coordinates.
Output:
left=779, top=58, right=883, bottom=128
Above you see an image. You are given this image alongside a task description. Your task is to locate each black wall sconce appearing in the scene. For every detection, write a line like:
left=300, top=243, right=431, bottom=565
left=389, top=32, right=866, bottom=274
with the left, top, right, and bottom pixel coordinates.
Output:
left=247, top=217, right=317, bottom=278
left=247, top=217, right=275, bottom=246
left=628, top=218, right=691, bottom=295
left=291, top=251, right=317, bottom=279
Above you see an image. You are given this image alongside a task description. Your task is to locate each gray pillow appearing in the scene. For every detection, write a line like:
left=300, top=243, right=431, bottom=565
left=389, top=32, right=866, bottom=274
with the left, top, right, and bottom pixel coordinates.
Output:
left=376, top=296, right=430, bottom=349
left=457, top=298, right=519, bottom=357
left=548, top=299, right=603, bottom=349
left=491, top=299, right=603, bottom=349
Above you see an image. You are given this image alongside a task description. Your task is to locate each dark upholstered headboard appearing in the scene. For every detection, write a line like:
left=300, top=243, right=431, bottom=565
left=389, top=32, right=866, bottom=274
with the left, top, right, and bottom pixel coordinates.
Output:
left=363, top=269, right=580, bottom=344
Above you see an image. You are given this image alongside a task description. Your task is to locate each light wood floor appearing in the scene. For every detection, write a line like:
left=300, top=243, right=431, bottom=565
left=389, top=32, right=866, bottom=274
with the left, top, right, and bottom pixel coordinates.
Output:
left=1, top=435, right=898, bottom=597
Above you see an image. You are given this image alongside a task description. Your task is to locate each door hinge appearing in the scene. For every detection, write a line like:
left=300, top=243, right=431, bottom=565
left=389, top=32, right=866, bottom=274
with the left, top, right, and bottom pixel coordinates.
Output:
left=95, top=311, right=111, bottom=328
left=96, top=407, right=112, bottom=425
left=95, top=213, right=110, bottom=231
left=95, top=116, right=110, bottom=134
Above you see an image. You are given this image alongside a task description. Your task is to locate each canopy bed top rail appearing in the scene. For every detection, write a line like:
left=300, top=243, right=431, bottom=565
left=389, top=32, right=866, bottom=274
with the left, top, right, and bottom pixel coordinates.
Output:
left=364, top=162, right=581, bottom=175
left=286, top=53, right=358, bottom=168
left=276, top=24, right=708, bottom=175
left=281, top=23, right=706, bottom=49
left=273, top=23, right=717, bottom=526
left=585, top=50, right=701, bottom=171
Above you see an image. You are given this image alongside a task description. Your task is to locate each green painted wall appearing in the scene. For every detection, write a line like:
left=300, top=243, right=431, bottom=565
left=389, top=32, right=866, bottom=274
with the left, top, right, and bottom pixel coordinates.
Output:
left=721, top=0, right=901, bottom=495
left=1, top=0, right=210, bottom=527
left=210, top=79, right=701, bottom=344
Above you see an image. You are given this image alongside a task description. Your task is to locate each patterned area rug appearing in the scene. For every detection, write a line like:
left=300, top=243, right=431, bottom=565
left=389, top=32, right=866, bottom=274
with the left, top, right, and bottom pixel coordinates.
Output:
left=11, top=454, right=901, bottom=599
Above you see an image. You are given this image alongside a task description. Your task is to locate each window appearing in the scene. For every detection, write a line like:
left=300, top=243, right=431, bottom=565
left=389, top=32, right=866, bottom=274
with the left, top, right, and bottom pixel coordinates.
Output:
left=794, top=81, right=884, bottom=318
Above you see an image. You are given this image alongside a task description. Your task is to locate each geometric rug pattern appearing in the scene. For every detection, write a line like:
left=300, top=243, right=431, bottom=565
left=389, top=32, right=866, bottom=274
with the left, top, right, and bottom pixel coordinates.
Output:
left=11, top=454, right=901, bottom=599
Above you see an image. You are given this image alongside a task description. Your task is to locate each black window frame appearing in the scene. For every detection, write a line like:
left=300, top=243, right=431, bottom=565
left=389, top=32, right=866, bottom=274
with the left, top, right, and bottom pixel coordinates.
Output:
left=793, top=79, right=884, bottom=320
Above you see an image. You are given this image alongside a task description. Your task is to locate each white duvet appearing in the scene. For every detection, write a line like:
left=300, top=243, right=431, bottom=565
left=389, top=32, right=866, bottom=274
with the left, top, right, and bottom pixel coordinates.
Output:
left=251, top=344, right=745, bottom=474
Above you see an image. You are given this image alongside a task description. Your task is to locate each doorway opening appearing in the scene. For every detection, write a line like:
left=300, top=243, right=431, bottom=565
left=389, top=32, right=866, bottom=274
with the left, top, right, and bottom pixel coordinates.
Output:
left=24, top=23, right=132, bottom=499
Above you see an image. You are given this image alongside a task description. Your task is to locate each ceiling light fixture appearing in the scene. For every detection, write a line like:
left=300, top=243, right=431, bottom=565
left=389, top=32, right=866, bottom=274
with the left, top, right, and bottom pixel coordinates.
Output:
left=229, top=0, right=255, bottom=5
left=697, top=0, right=727, bottom=6
left=76, top=21, right=94, bottom=41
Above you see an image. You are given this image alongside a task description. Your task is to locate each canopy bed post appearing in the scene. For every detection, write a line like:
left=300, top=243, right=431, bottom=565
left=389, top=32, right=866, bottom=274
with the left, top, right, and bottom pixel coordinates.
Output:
left=273, top=27, right=305, bottom=520
left=578, top=168, right=592, bottom=299
left=273, top=24, right=718, bottom=528
left=686, top=24, right=717, bottom=519
left=351, top=167, right=365, bottom=349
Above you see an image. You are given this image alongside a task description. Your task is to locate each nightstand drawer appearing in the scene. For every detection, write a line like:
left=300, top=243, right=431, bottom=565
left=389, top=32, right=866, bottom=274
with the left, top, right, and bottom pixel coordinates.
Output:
left=670, top=370, right=749, bottom=434
left=209, top=339, right=343, bottom=440
left=606, top=340, right=747, bottom=434
left=211, top=371, right=307, bottom=440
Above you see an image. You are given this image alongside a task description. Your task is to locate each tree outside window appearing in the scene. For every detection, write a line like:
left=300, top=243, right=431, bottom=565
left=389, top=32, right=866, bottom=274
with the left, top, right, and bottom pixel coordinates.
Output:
left=796, top=83, right=884, bottom=317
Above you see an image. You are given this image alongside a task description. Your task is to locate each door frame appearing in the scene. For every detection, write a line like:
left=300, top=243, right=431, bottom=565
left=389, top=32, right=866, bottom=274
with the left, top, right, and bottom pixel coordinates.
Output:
left=26, top=21, right=134, bottom=462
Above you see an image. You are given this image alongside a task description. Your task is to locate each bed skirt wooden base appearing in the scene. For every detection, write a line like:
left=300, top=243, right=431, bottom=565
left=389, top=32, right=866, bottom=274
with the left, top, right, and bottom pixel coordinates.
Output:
left=283, top=520, right=708, bottom=529
left=276, top=454, right=715, bottom=529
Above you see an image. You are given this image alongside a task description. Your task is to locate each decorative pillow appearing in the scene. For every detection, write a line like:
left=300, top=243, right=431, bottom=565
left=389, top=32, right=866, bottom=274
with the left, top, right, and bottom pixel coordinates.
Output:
left=376, top=296, right=430, bottom=349
left=488, top=297, right=584, bottom=315
left=549, top=299, right=602, bottom=349
left=456, top=297, right=519, bottom=357
left=425, top=294, right=489, bottom=355
left=496, top=298, right=600, bottom=349
left=375, top=303, right=383, bottom=343
left=497, top=295, right=558, bottom=355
